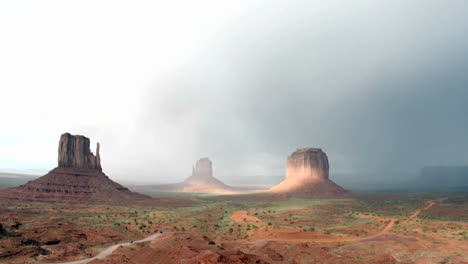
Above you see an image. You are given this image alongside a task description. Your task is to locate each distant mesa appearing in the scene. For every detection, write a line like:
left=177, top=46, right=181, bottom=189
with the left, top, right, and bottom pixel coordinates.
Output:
left=270, top=148, right=347, bottom=196
left=0, top=133, right=150, bottom=204
left=145, top=157, right=235, bottom=194
left=180, top=158, right=234, bottom=193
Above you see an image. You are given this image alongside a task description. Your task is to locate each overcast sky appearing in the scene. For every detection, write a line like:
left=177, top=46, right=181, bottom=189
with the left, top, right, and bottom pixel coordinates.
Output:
left=1, top=0, right=467, bottom=184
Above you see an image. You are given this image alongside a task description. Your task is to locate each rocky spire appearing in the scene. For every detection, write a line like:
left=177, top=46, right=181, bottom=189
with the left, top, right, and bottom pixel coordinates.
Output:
left=57, top=133, right=102, bottom=170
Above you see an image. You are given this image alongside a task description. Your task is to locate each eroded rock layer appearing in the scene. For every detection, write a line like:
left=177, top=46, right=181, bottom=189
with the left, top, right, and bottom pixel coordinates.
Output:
left=7, top=167, right=149, bottom=203
left=0, top=133, right=150, bottom=204
left=270, top=148, right=346, bottom=196
left=58, top=133, right=101, bottom=170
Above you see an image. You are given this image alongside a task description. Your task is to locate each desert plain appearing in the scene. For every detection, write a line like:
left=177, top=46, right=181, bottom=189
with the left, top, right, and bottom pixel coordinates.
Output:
left=0, top=190, right=467, bottom=264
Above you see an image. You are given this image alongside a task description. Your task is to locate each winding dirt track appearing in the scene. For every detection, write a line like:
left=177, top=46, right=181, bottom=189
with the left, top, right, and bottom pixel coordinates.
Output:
left=44, top=233, right=162, bottom=264
left=43, top=200, right=438, bottom=263
left=243, top=200, right=437, bottom=244
left=354, top=200, right=436, bottom=242
left=408, top=200, right=436, bottom=219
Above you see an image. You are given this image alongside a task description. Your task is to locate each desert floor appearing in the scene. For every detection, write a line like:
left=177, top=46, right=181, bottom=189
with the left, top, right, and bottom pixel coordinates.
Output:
left=1, top=191, right=467, bottom=264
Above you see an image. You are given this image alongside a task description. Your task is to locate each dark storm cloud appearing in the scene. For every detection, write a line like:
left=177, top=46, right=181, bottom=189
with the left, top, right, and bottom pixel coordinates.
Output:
left=143, top=0, right=468, bottom=182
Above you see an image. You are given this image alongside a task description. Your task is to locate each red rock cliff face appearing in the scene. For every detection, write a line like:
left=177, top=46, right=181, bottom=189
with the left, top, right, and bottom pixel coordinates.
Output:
left=285, top=148, right=329, bottom=183
left=270, top=148, right=346, bottom=196
left=0, top=133, right=151, bottom=204
left=58, top=133, right=101, bottom=170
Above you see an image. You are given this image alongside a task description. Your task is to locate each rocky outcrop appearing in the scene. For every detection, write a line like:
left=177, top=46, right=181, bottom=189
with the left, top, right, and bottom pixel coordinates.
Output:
left=0, top=133, right=150, bottom=204
left=181, top=158, right=234, bottom=193
left=270, top=148, right=346, bottom=196
left=285, top=148, right=329, bottom=182
left=58, top=133, right=101, bottom=170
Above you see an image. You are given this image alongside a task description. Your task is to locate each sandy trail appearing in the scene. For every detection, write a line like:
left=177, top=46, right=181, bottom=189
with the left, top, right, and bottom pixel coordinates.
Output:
left=328, top=200, right=435, bottom=242
left=408, top=200, right=436, bottom=218
left=401, top=200, right=436, bottom=225
left=44, top=233, right=162, bottom=264
left=245, top=200, right=436, bottom=244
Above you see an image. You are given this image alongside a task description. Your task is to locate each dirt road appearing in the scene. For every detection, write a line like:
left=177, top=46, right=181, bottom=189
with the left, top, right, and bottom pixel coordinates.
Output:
left=44, top=233, right=162, bottom=264
left=408, top=200, right=436, bottom=218
left=245, top=200, right=436, bottom=244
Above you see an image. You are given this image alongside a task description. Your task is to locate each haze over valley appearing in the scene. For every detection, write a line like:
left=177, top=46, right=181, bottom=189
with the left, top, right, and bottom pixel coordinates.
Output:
left=1, top=1, right=467, bottom=263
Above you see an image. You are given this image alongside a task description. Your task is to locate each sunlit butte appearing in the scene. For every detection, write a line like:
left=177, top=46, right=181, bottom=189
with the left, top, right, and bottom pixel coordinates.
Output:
left=0, top=1, right=467, bottom=263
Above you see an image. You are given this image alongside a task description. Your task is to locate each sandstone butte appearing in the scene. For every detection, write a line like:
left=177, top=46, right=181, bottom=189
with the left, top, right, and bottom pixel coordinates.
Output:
left=0, top=133, right=150, bottom=204
left=180, top=157, right=234, bottom=193
left=270, top=148, right=347, bottom=196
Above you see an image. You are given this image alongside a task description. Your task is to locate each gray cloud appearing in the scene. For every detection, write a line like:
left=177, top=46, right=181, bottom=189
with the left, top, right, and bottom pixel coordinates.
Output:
left=140, top=0, right=468, bottom=184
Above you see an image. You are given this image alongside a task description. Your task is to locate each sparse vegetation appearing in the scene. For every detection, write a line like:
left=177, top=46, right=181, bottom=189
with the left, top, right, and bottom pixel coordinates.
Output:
left=0, top=192, right=467, bottom=264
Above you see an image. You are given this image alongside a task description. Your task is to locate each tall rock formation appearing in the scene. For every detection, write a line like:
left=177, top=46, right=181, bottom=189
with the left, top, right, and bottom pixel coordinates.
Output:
left=181, top=158, right=234, bottom=193
left=0, top=133, right=149, bottom=204
left=58, top=133, right=101, bottom=170
left=190, top=158, right=213, bottom=181
left=270, top=148, right=346, bottom=196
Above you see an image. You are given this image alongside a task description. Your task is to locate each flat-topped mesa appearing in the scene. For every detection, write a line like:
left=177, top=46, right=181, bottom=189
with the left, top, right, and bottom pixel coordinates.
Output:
left=270, top=147, right=346, bottom=196
left=58, top=133, right=102, bottom=170
left=191, top=157, right=213, bottom=180
left=286, top=148, right=329, bottom=183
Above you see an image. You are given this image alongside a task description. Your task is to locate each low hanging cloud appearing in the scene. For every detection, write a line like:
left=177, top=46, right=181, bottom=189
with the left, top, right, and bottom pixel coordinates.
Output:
left=1, top=1, right=467, bottom=184
left=140, top=0, right=468, bottom=182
